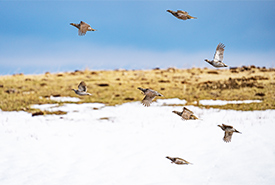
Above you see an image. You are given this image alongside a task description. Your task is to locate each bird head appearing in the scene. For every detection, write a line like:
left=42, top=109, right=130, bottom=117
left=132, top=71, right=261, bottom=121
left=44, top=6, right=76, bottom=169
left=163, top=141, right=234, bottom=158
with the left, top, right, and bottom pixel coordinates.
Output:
left=205, top=59, right=211, bottom=63
left=158, top=93, right=164, bottom=97
left=137, top=87, right=146, bottom=92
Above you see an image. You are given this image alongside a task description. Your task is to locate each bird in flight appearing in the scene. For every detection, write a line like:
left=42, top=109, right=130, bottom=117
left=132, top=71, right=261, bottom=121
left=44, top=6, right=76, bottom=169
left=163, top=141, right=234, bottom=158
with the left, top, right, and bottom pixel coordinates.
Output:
left=72, top=81, right=92, bottom=96
left=137, top=87, right=163, bottom=107
left=218, top=124, right=241, bottom=143
left=172, top=107, right=198, bottom=120
left=167, top=10, right=197, bottom=20
left=166, top=156, right=192, bottom=165
left=205, top=43, right=228, bottom=68
left=70, top=21, right=96, bottom=36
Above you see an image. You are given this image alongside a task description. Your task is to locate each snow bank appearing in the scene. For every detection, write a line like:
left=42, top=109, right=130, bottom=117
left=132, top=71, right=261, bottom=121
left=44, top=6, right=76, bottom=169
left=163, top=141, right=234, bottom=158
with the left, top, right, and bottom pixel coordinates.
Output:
left=156, top=98, right=187, bottom=105
left=0, top=100, right=274, bottom=185
left=199, top=99, right=262, bottom=105
left=49, top=96, right=81, bottom=102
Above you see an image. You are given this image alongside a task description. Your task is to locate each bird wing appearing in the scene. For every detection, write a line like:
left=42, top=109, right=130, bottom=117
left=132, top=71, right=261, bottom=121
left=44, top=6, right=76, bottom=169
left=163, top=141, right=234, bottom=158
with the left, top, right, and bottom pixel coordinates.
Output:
left=183, top=107, right=194, bottom=114
left=79, top=22, right=89, bottom=36
left=177, top=10, right=188, bottom=15
left=149, top=89, right=163, bottom=96
left=222, top=124, right=233, bottom=129
left=78, top=81, right=87, bottom=92
left=223, top=131, right=233, bottom=142
left=174, top=10, right=187, bottom=20
left=213, top=43, right=225, bottom=62
left=144, top=89, right=156, bottom=96
left=175, top=157, right=185, bottom=161
left=175, top=158, right=191, bottom=164
left=142, top=95, right=154, bottom=107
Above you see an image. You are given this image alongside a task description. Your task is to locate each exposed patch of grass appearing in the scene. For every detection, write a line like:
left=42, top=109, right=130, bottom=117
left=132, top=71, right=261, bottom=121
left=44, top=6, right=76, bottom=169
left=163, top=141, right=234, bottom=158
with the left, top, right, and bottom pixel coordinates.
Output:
left=31, top=110, right=67, bottom=117
left=0, top=67, right=274, bottom=113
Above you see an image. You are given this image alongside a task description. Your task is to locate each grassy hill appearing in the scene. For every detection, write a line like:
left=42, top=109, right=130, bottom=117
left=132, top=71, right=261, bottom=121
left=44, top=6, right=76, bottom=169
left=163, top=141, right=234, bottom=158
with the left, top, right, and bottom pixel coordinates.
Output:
left=0, top=66, right=274, bottom=114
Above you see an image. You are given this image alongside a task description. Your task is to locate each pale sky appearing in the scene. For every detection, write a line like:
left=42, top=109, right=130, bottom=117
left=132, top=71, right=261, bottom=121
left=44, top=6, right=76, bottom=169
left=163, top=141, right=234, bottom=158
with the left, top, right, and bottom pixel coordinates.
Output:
left=0, top=0, right=274, bottom=75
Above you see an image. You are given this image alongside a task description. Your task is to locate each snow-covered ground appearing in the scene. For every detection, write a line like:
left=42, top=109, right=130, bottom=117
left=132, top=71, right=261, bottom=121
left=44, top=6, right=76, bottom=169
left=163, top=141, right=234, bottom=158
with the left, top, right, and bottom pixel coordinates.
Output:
left=198, top=99, right=262, bottom=105
left=48, top=96, right=81, bottom=102
left=0, top=99, right=275, bottom=185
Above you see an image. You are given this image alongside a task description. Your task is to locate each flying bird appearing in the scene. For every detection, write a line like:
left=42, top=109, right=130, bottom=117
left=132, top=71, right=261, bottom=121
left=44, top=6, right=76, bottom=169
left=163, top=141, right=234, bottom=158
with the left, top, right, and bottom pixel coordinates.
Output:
left=205, top=43, right=228, bottom=68
left=172, top=107, right=198, bottom=120
left=138, top=87, right=163, bottom=107
left=70, top=21, right=96, bottom=36
left=72, top=81, right=92, bottom=96
left=166, top=156, right=192, bottom=165
left=218, top=124, right=241, bottom=143
left=167, top=10, right=197, bottom=20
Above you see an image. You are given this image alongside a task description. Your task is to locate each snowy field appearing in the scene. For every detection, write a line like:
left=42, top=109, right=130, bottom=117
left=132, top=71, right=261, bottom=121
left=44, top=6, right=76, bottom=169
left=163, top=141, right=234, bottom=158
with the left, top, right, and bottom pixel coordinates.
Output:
left=0, top=99, right=275, bottom=185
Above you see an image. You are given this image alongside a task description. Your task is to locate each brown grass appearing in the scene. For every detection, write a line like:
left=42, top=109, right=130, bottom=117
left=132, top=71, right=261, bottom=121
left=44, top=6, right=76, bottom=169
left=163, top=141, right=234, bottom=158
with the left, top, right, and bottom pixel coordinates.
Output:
left=0, top=66, right=274, bottom=113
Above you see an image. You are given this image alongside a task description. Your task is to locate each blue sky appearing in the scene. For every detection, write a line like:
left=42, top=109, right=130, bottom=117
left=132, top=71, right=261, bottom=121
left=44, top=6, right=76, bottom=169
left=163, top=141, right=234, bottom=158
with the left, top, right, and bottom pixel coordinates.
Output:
left=0, top=0, right=275, bottom=75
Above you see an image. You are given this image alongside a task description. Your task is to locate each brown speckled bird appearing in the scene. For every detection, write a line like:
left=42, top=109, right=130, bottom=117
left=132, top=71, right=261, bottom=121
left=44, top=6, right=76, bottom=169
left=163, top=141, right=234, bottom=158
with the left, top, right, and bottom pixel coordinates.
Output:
left=172, top=107, right=198, bottom=120
left=205, top=43, right=228, bottom=68
left=72, top=81, right=92, bottom=96
left=218, top=124, right=241, bottom=143
left=70, top=21, right=96, bottom=36
left=138, top=87, right=163, bottom=107
left=167, top=10, right=197, bottom=20
left=166, top=156, right=192, bottom=165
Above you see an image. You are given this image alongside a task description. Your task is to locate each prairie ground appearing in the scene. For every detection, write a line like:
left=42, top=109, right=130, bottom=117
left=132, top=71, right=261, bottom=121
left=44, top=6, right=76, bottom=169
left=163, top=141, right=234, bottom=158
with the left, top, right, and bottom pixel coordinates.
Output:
left=0, top=66, right=274, bottom=113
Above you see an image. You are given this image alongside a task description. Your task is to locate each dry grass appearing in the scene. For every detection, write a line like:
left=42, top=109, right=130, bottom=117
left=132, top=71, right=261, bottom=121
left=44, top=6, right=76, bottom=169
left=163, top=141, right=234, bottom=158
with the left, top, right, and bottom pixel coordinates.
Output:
left=0, top=66, right=275, bottom=113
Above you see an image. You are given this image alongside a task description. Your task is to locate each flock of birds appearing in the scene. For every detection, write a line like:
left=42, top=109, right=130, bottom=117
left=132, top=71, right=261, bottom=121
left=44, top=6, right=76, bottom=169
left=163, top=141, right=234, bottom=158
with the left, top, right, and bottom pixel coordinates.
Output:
left=70, top=9, right=240, bottom=165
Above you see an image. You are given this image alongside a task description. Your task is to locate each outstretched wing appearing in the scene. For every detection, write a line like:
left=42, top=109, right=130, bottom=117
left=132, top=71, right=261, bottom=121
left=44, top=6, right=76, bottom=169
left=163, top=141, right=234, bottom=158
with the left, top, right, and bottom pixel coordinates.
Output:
left=177, top=10, right=188, bottom=15
left=176, top=11, right=188, bottom=20
left=222, top=124, right=233, bottom=129
left=78, top=81, right=87, bottom=92
left=223, top=131, right=233, bottom=142
left=175, top=157, right=191, bottom=165
left=142, top=95, right=154, bottom=107
left=183, top=107, right=194, bottom=114
left=213, top=43, right=225, bottom=62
